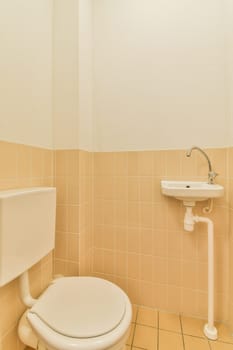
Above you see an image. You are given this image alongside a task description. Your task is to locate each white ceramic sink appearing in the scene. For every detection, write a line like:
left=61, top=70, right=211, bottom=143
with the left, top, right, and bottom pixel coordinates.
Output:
left=161, top=180, right=224, bottom=204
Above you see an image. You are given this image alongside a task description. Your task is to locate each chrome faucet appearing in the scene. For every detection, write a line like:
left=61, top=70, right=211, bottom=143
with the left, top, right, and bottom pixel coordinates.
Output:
left=186, top=146, right=218, bottom=184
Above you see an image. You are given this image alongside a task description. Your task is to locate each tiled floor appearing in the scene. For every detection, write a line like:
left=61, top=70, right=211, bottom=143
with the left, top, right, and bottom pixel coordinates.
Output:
left=126, top=305, right=233, bottom=350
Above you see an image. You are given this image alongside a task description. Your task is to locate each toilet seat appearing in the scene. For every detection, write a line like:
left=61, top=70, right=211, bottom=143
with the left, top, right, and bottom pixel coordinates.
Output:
left=27, top=277, right=132, bottom=350
left=29, top=277, right=126, bottom=338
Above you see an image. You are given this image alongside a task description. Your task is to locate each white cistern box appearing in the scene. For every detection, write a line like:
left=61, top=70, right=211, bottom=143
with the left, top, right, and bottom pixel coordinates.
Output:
left=0, top=187, right=56, bottom=287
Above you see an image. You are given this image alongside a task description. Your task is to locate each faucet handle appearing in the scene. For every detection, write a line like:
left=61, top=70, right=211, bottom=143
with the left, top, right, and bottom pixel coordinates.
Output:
left=208, top=171, right=218, bottom=184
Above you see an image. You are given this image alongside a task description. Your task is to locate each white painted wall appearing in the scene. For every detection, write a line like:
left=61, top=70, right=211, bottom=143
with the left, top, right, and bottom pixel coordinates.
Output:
left=0, top=0, right=53, bottom=148
left=93, top=0, right=228, bottom=151
left=53, top=0, right=79, bottom=149
left=53, top=0, right=93, bottom=150
left=78, top=0, right=93, bottom=151
left=225, top=0, right=233, bottom=145
left=0, top=1, right=231, bottom=151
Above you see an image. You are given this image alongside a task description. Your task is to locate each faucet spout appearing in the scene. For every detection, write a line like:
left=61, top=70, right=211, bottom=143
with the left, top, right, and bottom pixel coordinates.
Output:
left=186, top=146, right=218, bottom=184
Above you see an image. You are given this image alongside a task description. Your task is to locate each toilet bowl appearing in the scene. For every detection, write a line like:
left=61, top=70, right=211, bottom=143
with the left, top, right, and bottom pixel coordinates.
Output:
left=19, top=276, right=132, bottom=350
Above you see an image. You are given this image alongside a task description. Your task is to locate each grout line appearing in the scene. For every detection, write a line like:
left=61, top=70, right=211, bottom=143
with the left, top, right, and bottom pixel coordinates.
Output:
left=158, top=328, right=183, bottom=335
left=131, top=321, right=137, bottom=348
left=130, top=306, right=138, bottom=349
left=136, top=322, right=158, bottom=329
left=134, top=305, right=139, bottom=324
left=157, top=311, right=160, bottom=350
left=182, top=334, right=209, bottom=340
left=179, top=314, right=186, bottom=350
left=210, top=339, right=233, bottom=345
left=181, top=333, right=206, bottom=340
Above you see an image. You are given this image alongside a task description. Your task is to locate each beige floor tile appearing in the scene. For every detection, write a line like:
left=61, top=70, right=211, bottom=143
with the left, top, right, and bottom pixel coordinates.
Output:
left=126, top=323, right=136, bottom=346
left=124, top=346, right=131, bottom=350
left=181, top=316, right=206, bottom=338
left=137, top=306, right=158, bottom=328
left=132, top=304, right=138, bottom=323
left=133, top=324, right=158, bottom=350
left=217, top=323, right=233, bottom=344
left=184, top=335, right=210, bottom=350
left=210, top=341, right=233, bottom=350
left=159, top=330, right=183, bottom=350
left=159, top=311, right=181, bottom=333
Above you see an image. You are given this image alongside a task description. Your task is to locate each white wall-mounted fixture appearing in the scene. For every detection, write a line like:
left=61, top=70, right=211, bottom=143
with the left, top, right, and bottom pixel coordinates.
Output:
left=161, top=180, right=224, bottom=207
left=161, top=180, right=224, bottom=340
left=0, top=187, right=56, bottom=287
left=183, top=207, right=217, bottom=340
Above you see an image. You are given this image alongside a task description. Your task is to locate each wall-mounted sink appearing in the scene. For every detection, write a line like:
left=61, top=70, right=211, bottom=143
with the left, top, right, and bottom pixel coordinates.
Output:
left=161, top=180, right=224, bottom=206
left=161, top=146, right=224, bottom=341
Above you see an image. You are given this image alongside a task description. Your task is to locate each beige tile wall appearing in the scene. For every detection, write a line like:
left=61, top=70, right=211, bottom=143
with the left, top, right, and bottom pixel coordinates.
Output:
left=0, top=141, right=54, bottom=350
left=228, top=148, right=233, bottom=331
left=78, top=151, right=93, bottom=275
left=0, top=143, right=231, bottom=350
left=93, top=149, right=229, bottom=321
left=54, top=150, right=92, bottom=277
left=54, top=150, right=79, bottom=276
left=0, top=146, right=93, bottom=350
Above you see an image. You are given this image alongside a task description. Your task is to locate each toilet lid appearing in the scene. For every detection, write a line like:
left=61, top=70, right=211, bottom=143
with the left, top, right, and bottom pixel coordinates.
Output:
left=29, top=277, right=126, bottom=338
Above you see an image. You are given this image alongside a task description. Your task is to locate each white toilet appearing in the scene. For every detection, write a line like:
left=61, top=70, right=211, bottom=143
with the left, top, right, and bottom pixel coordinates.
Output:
left=0, top=187, right=132, bottom=350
